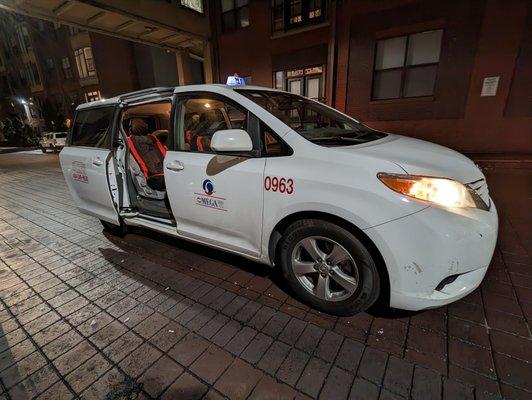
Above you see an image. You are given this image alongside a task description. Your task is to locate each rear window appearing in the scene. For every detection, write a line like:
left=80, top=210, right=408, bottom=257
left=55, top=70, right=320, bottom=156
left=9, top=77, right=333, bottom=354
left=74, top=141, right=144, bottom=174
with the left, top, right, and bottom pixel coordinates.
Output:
left=71, top=107, right=114, bottom=148
left=55, top=133, right=67, bottom=139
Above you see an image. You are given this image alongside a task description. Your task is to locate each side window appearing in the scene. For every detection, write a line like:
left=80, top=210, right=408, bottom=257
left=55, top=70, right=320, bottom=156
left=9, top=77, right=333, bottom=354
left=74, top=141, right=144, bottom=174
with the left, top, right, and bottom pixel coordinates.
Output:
left=261, top=122, right=292, bottom=157
left=177, top=95, right=248, bottom=153
left=70, top=107, right=114, bottom=148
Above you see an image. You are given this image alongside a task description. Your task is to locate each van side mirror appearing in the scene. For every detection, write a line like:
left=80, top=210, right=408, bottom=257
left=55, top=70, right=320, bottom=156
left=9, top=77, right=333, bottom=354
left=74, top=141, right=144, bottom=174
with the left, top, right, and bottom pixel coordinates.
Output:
left=210, top=129, right=253, bottom=153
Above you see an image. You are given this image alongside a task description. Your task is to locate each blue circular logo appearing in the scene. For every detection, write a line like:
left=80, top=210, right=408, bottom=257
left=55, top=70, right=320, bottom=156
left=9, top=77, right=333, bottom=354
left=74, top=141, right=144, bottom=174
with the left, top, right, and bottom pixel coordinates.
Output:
left=203, top=179, right=214, bottom=196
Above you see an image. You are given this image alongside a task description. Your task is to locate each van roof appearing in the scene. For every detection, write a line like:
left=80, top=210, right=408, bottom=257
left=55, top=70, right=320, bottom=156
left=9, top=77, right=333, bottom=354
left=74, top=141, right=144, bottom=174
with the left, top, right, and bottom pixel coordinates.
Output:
left=75, top=84, right=283, bottom=111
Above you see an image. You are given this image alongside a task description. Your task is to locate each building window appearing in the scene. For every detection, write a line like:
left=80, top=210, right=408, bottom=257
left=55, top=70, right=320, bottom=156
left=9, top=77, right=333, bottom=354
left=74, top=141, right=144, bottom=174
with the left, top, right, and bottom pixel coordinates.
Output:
left=180, top=0, right=203, bottom=13
left=61, top=57, right=73, bottom=79
left=16, top=25, right=32, bottom=54
left=68, top=26, right=80, bottom=36
left=24, top=62, right=41, bottom=87
left=274, top=65, right=324, bottom=101
left=272, top=0, right=326, bottom=33
left=372, top=29, right=443, bottom=100
left=221, top=0, right=249, bottom=32
left=74, top=47, right=96, bottom=79
left=45, top=58, right=54, bottom=70
left=85, top=90, right=101, bottom=102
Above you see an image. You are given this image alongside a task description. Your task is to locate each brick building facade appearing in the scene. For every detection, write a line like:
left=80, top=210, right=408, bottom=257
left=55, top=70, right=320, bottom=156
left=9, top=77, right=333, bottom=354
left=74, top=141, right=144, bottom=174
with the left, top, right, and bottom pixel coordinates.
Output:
left=212, top=0, right=531, bottom=154
left=0, top=11, right=184, bottom=131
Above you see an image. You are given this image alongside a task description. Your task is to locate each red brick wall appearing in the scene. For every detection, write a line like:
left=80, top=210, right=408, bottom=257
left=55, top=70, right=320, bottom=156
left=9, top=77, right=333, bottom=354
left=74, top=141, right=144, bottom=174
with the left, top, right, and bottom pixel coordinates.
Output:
left=335, top=0, right=532, bottom=154
left=215, top=0, right=532, bottom=154
left=90, top=33, right=139, bottom=98
left=214, top=0, right=331, bottom=87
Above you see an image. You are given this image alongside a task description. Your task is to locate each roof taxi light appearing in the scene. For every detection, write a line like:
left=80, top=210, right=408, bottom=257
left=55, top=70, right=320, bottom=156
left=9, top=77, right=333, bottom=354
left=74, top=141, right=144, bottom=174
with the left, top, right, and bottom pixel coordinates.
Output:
left=226, top=75, right=246, bottom=86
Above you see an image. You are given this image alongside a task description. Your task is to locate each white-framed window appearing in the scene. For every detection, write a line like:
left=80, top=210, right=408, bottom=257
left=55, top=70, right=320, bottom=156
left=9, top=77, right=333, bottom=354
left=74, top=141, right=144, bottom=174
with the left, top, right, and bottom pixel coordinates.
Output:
left=68, top=26, right=80, bottom=36
left=85, top=90, right=101, bottom=102
left=222, top=0, right=249, bottom=31
left=74, top=47, right=96, bottom=79
left=272, top=0, right=326, bottom=33
left=61, top=57, right=73, bottom=79
left=181, top=0, right=203, bottom=13
left=274, top=65, right=324, bottom=101
left=16, top=25, right=32, bottom=54
left=24, top=62, right=41, bottom=87
left=372, top=29, right=443, bottom=100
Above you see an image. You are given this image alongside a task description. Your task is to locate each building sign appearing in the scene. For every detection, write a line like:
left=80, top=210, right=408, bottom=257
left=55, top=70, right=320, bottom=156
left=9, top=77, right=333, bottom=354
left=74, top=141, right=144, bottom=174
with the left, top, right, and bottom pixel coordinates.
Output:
left=481, top=76, right=500, bottom=97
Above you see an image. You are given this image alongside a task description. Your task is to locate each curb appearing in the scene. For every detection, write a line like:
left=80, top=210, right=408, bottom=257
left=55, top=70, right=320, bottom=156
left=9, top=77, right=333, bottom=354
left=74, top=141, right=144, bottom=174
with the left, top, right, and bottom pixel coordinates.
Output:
left=0, top=147, right=37, bottom=154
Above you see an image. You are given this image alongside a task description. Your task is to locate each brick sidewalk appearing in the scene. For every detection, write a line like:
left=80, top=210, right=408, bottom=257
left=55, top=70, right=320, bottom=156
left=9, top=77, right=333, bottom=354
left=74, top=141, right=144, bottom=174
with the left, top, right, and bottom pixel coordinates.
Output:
left=0, top=159, right=530, bottom=399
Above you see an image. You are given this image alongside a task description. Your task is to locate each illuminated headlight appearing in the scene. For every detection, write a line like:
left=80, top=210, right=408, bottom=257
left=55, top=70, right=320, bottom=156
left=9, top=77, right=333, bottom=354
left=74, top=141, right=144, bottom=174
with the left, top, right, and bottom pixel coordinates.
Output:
left=378, top=173, right=487, bottom=209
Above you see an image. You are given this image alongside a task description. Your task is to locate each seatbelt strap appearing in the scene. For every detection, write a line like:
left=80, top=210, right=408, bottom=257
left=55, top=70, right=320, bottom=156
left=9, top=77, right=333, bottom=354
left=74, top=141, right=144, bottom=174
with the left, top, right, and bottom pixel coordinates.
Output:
left=127, top=135, right=149, bottom=178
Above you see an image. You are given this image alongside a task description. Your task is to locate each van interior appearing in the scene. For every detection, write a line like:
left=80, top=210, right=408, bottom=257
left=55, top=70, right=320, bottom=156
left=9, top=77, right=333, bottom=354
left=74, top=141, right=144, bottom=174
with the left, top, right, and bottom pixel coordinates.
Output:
left=117, top=97, right=251, bottom=222
left=119, top=100, right=173, bottom=221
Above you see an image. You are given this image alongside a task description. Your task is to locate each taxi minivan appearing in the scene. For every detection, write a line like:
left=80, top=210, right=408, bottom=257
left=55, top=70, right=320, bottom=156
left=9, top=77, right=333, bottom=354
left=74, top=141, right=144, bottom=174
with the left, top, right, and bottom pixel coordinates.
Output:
left=59, top=84, right=498, bottom=316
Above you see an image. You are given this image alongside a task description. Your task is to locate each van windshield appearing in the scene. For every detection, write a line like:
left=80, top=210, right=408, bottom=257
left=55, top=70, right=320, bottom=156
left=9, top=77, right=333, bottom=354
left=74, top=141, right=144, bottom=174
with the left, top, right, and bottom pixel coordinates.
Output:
left=237, top=90, right=386, bottom=146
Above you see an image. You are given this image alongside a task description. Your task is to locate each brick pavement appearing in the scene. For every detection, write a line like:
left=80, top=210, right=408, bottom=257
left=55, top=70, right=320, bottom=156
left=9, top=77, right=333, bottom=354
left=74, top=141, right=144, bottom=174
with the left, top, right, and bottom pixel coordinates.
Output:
left=0, top=153, right=530, bottom=399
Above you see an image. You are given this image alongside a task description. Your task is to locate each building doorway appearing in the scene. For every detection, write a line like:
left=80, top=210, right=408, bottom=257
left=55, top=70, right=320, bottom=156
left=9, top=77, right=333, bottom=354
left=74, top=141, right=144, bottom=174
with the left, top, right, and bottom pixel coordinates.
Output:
left=275, top=65, right=324, bottom=101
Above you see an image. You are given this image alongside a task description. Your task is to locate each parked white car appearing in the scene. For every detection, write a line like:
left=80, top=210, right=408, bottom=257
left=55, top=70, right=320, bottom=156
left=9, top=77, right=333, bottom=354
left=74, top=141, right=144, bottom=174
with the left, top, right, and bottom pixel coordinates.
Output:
left=59, top=84, right=498, bottom=315
left=40, top=131, right=67, bottom=152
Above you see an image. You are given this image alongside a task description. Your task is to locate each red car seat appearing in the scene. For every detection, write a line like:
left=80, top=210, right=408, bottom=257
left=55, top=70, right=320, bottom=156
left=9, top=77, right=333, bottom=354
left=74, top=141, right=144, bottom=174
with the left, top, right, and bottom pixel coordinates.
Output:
left=127, top=118, right=167, bottom=191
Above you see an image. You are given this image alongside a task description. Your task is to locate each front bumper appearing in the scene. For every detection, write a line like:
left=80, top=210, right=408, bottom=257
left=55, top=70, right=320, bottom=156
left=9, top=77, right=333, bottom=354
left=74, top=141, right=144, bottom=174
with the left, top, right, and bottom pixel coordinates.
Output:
left=364, top=199, right=498, bottom=311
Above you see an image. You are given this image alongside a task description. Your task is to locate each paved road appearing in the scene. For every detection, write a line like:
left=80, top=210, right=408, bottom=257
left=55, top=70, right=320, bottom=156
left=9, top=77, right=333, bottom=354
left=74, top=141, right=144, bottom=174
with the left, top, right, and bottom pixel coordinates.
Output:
left=0, top=151, right=530, bottom=399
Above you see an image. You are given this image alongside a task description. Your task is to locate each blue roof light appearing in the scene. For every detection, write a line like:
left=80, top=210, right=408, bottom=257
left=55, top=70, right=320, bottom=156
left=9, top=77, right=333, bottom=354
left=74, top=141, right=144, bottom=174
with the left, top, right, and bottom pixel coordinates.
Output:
left=226, top=75, right=246, bottom=86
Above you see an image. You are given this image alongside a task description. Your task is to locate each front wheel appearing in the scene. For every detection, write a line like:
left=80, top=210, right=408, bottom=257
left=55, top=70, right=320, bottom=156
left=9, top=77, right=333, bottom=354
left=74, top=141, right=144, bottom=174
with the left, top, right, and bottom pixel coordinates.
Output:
left=279, top=219, right=380, bottom=316
left=40, top=147, right=47, bottom=153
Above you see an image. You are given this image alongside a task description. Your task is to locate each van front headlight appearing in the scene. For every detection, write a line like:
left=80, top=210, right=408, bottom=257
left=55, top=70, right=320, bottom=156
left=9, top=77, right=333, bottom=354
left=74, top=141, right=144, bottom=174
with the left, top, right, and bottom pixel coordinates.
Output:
left=378, top=173, right=482, bottom=209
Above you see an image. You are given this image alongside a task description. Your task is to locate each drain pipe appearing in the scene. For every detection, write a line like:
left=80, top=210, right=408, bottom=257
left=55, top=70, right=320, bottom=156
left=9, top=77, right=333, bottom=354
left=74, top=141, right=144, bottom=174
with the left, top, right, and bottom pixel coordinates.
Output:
left=326, top=0, right=338, bottom=107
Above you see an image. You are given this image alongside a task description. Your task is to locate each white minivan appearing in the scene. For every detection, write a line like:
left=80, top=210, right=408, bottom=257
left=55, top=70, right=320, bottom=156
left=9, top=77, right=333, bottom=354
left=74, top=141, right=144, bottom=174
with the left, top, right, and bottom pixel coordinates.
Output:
left=40, top=131, right=67, bottom=152
left=59, top=84, right=498, bottom=315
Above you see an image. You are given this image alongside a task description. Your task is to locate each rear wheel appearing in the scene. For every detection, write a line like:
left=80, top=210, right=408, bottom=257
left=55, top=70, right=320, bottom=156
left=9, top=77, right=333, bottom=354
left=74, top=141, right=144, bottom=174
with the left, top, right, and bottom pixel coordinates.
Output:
left=40, top=147, right=47, bottom=153
left=100, top=219, right=127, bottom=237
left=279, top=219, right=380, bottom=316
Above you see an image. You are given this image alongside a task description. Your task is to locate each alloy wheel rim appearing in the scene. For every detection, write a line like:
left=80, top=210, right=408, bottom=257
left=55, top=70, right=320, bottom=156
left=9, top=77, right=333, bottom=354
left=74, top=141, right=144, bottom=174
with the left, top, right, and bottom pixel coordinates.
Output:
left=291, top=236, right=359, bottom=302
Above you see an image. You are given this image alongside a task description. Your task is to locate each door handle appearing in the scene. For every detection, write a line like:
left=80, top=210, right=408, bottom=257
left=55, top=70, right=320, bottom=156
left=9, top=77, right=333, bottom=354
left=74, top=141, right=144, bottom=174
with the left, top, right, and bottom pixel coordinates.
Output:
left=93, top=158, right=103, bottom=166
left=166, top=161, right=184, bottom=171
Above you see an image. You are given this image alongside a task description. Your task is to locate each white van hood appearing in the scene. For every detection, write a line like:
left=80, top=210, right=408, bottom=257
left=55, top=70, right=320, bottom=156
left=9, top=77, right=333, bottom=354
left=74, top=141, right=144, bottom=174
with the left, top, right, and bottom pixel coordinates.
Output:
left=336, top=134, right=484, bottom=184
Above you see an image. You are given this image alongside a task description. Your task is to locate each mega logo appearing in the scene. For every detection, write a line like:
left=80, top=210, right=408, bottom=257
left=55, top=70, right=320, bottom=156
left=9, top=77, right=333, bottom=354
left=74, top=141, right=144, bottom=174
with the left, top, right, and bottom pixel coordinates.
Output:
left=203, top=179, right=215, bottom=196
left=195, top=179, right=227, bottom=211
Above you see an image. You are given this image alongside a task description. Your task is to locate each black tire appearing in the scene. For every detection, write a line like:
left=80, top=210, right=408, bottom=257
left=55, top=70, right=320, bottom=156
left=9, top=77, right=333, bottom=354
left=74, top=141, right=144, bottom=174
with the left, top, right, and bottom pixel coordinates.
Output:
left=279, top=219, right=380, bottom=316
left=100, top=219, right=127, bottom=237
left=41, top=147, right=47, bottom=153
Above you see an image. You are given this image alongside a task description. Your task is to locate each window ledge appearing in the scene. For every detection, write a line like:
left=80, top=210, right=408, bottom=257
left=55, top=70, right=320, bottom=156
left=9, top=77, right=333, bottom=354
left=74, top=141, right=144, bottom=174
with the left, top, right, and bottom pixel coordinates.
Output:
left=271, top=21, right=330, bottom=40
left=369, top=96, right=434, bottom=105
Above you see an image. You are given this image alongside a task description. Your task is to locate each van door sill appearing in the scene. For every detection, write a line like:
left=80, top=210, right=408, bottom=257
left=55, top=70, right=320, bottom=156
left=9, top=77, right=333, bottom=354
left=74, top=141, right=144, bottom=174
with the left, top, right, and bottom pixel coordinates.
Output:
left=134, top=213, right=176, bottom=227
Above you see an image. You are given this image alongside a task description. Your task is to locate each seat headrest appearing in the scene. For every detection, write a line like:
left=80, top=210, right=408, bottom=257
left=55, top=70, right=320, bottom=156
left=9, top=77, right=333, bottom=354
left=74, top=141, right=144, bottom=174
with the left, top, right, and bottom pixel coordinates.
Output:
left=130, top=118, right=149, bottom=136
